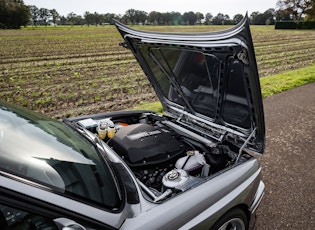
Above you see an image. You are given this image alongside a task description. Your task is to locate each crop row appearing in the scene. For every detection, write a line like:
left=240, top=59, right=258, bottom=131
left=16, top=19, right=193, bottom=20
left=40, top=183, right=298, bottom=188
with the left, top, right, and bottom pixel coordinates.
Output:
left=1, top=25, right=314, bottom=118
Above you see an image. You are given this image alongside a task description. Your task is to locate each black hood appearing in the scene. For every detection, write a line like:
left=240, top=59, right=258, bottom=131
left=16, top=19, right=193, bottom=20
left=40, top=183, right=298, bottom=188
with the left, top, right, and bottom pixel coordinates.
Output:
left=115, top=16, right=265, bottom=155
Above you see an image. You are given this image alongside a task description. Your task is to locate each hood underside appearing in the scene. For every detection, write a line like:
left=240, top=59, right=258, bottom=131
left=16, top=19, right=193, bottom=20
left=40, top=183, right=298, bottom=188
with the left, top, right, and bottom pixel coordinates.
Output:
left=115, top=16, right=265, bottom=155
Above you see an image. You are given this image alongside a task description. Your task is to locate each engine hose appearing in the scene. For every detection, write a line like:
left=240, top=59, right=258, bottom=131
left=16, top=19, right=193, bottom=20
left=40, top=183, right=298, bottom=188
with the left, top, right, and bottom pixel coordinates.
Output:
left=181, top=155, right=191, bottom=169
left=181, top=137, right=209, bottom=153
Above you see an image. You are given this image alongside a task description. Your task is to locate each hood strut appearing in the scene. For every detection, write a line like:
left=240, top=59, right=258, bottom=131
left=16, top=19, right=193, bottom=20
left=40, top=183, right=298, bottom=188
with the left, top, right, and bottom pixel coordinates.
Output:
left=148, top=49, right=194, bottom=112
left=235, top=128, right=256, bottom=164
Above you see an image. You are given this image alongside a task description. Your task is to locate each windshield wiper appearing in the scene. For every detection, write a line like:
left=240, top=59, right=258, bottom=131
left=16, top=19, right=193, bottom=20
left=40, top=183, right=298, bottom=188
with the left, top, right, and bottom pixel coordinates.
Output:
left=64, top=121, right=100, bottom=144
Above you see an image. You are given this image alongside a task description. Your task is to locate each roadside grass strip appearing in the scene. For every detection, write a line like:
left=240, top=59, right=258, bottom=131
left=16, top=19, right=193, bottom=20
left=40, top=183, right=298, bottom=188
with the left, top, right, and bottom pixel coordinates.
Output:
left=260, top=64, right=315, bottom=98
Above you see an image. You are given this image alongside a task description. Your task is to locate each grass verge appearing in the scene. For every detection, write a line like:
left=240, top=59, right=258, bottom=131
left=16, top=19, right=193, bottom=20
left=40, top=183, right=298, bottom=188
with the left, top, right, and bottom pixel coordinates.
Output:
left=130, top=101, right=163, bottom=113
left=260, top=64, right=315, bottom=97
left=132, top=64, right=315, bottom=112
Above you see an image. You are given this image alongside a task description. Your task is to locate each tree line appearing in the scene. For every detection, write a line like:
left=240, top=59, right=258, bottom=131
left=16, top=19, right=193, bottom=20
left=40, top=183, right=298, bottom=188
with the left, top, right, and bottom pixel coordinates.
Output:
left=1, top=0, right=315, bottom=29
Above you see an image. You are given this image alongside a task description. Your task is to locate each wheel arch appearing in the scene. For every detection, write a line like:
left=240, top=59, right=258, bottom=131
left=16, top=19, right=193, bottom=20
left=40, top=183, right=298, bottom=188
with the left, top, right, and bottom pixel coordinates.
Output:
left=210, top=204, right=251, bottom=230
left=235, top=203, right=251, bottom=223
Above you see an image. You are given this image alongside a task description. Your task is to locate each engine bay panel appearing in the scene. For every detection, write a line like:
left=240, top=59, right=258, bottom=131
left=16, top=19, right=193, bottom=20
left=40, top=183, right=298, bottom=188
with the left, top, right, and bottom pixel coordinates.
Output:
left=74, top=111, right=247, bottom=201
left=108, top=123, right=185, bottom=166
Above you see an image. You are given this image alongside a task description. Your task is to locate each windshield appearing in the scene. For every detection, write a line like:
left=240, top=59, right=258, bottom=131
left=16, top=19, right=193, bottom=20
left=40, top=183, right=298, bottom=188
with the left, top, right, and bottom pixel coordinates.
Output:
left=0, top=101, right=121, bottom=209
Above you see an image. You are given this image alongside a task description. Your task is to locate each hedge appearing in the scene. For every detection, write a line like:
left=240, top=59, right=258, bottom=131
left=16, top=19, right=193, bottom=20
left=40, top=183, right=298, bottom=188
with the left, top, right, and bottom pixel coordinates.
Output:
left=275, top=21, right=315, bottom=29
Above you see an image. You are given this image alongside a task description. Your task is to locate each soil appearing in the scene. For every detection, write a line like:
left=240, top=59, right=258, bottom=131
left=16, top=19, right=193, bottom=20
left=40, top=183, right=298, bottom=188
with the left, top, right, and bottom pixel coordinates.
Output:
left=254, top=82, right=315, bottom=229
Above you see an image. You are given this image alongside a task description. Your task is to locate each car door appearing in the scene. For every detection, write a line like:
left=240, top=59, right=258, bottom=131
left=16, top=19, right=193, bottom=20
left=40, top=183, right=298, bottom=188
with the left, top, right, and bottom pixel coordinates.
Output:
left=0, top=186, right=115, bottom=230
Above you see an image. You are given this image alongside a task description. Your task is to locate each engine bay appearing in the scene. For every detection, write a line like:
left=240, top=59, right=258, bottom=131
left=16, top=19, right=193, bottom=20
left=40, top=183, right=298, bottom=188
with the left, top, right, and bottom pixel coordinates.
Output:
left=75, top=111, right=248, bottom=202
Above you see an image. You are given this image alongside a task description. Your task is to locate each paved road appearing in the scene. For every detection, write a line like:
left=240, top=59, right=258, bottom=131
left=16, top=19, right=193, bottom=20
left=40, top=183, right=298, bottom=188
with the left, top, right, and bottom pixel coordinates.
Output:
left=255, top=83, right=315, bottom=229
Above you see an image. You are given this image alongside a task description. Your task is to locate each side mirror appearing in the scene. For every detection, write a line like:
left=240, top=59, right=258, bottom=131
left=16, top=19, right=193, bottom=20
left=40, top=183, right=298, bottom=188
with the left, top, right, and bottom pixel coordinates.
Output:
left=54, top=217, right=86, bottom=230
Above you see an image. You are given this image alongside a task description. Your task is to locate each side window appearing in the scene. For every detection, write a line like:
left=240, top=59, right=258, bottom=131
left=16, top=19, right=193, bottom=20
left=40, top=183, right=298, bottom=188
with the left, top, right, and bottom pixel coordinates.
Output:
left=0, top=203, right=58, bottom=230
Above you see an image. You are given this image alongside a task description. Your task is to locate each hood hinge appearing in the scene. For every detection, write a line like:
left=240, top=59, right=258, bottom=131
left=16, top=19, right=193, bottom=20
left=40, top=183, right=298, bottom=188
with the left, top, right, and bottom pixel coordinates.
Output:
left=119, top=41, right=129, bottom=49
left=235, top=128, right=256, bottom=164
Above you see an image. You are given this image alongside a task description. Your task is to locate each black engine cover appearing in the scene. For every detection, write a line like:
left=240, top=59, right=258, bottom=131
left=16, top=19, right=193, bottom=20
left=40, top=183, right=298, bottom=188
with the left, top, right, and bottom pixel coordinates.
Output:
left=108, top=123, right=185, bottom=166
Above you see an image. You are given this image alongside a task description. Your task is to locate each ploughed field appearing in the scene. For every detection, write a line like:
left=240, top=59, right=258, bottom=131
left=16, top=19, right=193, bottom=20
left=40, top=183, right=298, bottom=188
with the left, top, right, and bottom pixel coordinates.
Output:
left=1, top=25, right=315, bottom=118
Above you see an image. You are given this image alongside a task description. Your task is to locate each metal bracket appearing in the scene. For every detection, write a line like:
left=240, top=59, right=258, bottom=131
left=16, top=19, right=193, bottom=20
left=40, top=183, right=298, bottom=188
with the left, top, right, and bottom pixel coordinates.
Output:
left=235, top=128, right=256, bottom=164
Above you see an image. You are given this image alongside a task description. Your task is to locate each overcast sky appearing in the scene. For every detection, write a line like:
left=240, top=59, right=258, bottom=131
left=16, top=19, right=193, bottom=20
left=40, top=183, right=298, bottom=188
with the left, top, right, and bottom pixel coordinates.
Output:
left=23, top=0, right=277, bottom=17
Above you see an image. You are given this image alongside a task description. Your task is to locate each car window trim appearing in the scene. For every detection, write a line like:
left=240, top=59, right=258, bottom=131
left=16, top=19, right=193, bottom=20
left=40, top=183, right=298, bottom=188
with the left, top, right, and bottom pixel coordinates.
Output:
left=0, top=186, right=116, bottom=230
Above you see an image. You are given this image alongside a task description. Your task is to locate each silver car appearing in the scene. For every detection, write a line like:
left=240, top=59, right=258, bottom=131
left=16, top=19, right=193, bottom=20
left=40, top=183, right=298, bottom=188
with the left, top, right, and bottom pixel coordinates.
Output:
left=0, top=15, right=264, bottom=230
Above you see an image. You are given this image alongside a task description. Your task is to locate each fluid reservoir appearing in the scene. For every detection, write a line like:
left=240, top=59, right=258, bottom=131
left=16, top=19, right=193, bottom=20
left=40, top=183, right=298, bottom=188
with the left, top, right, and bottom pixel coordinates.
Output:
left=162, top=168, right=202, bottom=191
left=175, top=150, right=206, bottom=172
left=162, top=169, right=189, bottom=188
left=107, top=124, right=116, bottom=138
left=97, top=121, right=107, bottom=140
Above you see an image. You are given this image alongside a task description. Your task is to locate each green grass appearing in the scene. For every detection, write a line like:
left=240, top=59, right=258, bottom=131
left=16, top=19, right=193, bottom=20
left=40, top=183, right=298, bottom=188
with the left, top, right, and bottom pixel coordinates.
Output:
left=260, top=64, right=315, bottom=97
left=131, top=101, right=163, bottom=113
left=132, top=65, right=315, bottom=112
